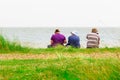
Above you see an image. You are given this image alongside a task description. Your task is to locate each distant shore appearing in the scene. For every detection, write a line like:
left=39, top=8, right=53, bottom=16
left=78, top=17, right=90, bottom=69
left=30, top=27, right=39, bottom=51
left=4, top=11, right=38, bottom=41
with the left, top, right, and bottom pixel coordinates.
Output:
left=1, top=27, right=120, bottom=48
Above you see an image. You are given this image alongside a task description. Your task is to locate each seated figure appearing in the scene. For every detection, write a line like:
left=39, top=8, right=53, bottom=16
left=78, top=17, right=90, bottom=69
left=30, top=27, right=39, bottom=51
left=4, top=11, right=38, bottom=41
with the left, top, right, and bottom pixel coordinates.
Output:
left=86, top=28, right=100, bottom=48
left=66, top=31, right=80, bottom=48
left=48, top=29, right=66, bottom=48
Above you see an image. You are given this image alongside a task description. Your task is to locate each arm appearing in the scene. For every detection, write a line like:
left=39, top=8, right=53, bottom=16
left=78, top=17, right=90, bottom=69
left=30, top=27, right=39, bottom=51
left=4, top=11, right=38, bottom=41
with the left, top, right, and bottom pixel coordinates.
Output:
left=98, top=37, right=100, bottom=45
left=86, top=34, right=88, bottom=39
left=64, top=40, right=67, bottom=44
left=51, top=40, right=53, bottom=45
left=66, top=37, right=71, bottom=46
left=50, top=35, right=54, bottom=45
left=63, top=36, right=67, bottom=44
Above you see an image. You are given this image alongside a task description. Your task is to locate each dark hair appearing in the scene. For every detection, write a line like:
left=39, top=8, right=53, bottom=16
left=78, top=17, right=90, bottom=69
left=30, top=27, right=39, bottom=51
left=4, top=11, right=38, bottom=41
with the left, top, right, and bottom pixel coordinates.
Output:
left=55, top=29, right=60, bottom=33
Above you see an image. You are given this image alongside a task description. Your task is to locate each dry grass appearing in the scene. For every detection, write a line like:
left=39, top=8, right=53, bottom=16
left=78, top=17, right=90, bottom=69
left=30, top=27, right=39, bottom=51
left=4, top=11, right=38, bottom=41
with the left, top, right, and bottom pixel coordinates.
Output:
left=0, top=52, right=120, bottom=60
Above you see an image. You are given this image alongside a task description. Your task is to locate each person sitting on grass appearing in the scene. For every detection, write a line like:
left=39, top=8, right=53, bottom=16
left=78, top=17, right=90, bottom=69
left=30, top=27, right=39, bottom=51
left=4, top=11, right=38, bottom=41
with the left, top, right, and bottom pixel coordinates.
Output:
left=86, top=28, right=100, bottom=48
left=66, top=31, right=80, bottom=48
left=48, top=29, right=66, bottom=48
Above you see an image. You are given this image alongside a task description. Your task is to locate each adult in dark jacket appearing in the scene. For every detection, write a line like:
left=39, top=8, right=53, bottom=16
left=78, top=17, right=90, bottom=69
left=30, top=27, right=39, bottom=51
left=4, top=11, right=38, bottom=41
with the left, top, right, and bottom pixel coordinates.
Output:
left=66, top=31, right=80, bottom=48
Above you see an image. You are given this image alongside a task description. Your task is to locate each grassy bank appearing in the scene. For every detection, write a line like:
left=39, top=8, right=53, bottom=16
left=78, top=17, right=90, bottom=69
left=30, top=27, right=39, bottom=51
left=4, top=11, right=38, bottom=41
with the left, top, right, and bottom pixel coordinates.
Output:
left=0, top=35, right=120, bottom=80
left=0, top=34, right=120, bottom=54
left=0, top=35, right=31, bottom=53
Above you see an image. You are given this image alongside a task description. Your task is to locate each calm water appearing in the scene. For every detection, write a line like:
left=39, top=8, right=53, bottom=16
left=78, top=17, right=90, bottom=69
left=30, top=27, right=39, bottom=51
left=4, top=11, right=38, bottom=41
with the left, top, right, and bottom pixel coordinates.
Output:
left=0, top=27, right=120, bottom=48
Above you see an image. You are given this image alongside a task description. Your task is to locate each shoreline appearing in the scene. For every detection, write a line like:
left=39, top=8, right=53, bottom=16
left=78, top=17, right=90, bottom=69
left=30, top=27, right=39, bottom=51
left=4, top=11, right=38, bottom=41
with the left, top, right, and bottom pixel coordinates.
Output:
left=0, top=27, right=120, bottom=48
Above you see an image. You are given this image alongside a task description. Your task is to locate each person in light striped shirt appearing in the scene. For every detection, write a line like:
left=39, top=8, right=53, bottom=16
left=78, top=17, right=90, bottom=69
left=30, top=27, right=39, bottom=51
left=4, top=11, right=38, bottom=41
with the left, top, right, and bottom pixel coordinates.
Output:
left=86, top=28, right=100, bottom=48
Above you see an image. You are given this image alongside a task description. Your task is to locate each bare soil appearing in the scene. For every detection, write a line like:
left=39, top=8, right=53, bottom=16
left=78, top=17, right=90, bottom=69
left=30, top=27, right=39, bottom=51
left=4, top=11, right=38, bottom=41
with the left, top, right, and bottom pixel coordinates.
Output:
left=0, top=52, right=120, bottom=60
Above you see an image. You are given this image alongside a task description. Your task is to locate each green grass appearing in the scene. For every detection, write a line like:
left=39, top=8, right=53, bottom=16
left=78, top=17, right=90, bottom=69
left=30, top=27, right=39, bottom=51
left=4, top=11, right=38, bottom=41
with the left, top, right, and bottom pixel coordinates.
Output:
left=0, top=35, right=31, bottom=53
left=0, top=34, right=120, bottom=54
left=0, top=58, right=120, bottom=80
left=0, top=35, right=120, bottom=80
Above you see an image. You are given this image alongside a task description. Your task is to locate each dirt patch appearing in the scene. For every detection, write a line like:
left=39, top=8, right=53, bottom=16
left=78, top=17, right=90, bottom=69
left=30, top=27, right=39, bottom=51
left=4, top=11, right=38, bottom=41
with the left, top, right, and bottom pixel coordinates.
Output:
left=0, top=53, right=57, bottom=60
left=0, top=52, right=120, bottom=60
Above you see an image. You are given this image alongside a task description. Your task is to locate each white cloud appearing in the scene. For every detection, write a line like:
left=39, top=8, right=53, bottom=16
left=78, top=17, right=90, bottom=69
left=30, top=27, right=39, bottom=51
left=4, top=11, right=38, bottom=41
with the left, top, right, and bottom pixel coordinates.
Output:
left=0, top=0, right=120, bottom=27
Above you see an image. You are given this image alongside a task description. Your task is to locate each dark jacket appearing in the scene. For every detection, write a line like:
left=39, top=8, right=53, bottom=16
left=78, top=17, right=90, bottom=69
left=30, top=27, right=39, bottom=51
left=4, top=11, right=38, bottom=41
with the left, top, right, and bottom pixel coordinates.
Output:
left=67, top=35, right=80, bottom=48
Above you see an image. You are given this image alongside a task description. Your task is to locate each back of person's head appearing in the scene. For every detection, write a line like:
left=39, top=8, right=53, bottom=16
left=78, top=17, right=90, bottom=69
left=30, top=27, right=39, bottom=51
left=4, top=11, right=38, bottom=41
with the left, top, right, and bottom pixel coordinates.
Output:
left=55, top=29, right=60, bottom=33
left=91, top=28, right=98, bottom=33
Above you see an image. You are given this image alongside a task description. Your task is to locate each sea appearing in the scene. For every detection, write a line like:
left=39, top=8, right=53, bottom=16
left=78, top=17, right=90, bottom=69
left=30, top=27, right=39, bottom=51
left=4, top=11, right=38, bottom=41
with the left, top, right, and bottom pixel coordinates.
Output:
left=0, top=27, right=120, bottom=48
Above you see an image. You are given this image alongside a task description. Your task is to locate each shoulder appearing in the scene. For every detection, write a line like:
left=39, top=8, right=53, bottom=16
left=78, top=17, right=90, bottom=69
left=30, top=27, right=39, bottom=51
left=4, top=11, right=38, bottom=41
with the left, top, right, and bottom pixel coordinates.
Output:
left=59, top=33, right=66, bottom=37
left=51, top=34, right=55, bottom=37
left=51, top=34, right=56, bottom=39
left=68, top=35, right=72, bottom=38
left=87, top=33, right=98, bottom=36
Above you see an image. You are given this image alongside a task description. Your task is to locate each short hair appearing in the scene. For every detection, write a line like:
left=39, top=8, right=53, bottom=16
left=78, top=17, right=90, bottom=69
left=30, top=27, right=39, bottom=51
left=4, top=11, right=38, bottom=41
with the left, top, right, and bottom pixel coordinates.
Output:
left=91, top=28, right=98, bottom=33
left=55, top=29, right=60, bottom=33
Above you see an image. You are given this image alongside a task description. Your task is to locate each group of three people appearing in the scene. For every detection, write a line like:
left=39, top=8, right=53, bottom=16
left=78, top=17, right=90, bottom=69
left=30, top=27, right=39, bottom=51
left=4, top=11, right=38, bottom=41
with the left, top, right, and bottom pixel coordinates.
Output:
left=48, top=28, right=100, bottom=48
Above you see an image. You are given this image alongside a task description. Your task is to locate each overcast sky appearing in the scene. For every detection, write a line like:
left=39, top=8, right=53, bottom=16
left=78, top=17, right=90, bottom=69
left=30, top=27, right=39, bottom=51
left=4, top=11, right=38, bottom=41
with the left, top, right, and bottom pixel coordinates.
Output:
left=0, top=0, right=120, bottom=27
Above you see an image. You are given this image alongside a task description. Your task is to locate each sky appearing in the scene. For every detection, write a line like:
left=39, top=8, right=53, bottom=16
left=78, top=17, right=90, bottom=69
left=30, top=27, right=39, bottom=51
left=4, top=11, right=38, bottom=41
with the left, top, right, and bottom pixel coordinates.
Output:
left=0, top=0, right=120, bottom=27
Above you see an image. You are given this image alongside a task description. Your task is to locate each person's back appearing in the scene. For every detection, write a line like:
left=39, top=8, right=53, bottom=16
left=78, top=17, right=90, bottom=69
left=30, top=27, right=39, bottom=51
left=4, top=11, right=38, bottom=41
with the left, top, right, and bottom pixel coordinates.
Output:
left=67, top=31, right=80, bottom=48
left=86, top=28, right=100, bottom=48
left=51, top=33, right=66, bottom=46
left=50, top=29, right=66, bottom=47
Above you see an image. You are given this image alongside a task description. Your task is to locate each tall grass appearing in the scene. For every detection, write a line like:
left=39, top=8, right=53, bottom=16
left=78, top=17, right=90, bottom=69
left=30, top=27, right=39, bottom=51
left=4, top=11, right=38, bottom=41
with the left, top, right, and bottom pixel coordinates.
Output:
left=0, top=35, right=30, bottom=53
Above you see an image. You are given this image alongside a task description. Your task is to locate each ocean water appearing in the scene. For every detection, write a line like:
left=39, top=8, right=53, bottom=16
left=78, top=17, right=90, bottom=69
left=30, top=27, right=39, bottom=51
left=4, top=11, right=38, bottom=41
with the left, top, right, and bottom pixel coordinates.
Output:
left=0, top=27, right=120, bottom=48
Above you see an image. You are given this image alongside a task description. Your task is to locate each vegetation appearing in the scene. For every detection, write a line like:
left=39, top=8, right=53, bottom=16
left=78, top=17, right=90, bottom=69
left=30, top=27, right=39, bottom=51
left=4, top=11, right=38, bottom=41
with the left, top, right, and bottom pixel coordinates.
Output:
left=0, top=34, right=120, bottom=54
left=0, top=35, right=120, bottom=80
left=0, top=58, right=120, bottom=80
left=0, top=35, right=31, bottom=53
